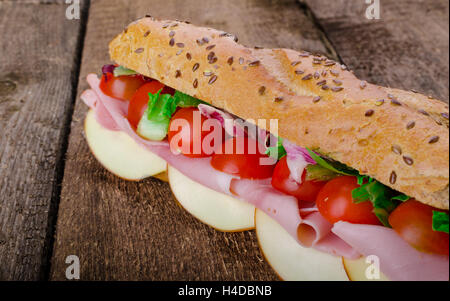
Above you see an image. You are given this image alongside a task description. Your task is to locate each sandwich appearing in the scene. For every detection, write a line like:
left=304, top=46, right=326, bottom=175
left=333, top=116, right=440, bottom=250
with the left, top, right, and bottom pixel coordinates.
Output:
left=80, top=16, right=449, bottom=281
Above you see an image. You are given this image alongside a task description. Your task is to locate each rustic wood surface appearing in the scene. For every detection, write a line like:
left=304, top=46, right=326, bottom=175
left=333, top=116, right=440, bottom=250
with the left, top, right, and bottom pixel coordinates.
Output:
left=0, top=0, right=448, bottom=281
left=0, top=0, right=88, bottom=280
left=300, top=0, right=449, bottom=102
left=49, top=0, right=332, bottom=281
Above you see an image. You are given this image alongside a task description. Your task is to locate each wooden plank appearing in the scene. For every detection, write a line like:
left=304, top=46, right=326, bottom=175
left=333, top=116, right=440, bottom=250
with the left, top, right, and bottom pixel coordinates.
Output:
left=300, top=0, right=449, bottom=101
left=0, top=0, right=88, bottom=280
left=50, top=0, right=332, bottom=280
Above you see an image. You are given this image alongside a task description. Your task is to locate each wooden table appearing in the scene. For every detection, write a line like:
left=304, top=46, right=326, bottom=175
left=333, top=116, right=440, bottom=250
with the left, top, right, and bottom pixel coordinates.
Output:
left=0, top=0, right=448, bottom=280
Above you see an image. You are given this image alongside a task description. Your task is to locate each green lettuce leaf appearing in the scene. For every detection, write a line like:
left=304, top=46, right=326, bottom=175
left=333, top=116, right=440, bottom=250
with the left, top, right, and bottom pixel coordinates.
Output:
left=137, top=89, right=205, bottom=141
left=391, top=194, right=410, bottom=202
left=432, top=211, right=449, bottom=234
left=351, top=176, right=410, bottom=227
left=266, top=143, right=338, bottom=181
left=352, top=181, right=396, bottom=210
left=145, top=91, right=176, bottom=120
left=305, top=164, right=339, bottom=182
left=174, top=91, right=206, bottom=107
left=302, top=148, right=411, bottom=227
left=265, top=137, right=286, bottom=160
left=373, top=207, right=391, bottom=228
left=305, top=148, right=359, bottom=176
left=356, top=175, right=372, bottom=186
left=113, top=66, right=138, bottom=77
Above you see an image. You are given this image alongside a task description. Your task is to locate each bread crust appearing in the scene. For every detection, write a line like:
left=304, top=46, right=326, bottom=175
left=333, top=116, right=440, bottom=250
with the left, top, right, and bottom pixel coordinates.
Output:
left=109, top=17, right=449, bottom=209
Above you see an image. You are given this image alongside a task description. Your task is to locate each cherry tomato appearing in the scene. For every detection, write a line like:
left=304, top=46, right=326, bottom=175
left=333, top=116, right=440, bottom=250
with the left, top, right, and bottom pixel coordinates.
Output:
left=168, top=107, right=222, bottom=158
left=389, top=199, right=449, bottom=255
left=271, top=156, right=326, bottom=202
left=99, top=72, right=146, bottom=101
left=211, top=137, right=275, bottom=179
left=316, top=176, right=381, bottom=225
left=127, top=81, right=167, bottom=129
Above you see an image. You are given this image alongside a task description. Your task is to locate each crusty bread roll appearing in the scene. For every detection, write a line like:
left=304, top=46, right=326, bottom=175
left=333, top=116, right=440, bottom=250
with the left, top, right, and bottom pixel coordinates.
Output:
left=109, top=17, right=449, bottom=209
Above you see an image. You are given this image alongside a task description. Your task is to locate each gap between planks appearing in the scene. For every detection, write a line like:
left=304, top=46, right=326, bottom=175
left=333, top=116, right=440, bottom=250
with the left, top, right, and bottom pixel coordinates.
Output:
left=297, top=0, right=343, bottom=65
left=40, top=0, right=91, bottom=281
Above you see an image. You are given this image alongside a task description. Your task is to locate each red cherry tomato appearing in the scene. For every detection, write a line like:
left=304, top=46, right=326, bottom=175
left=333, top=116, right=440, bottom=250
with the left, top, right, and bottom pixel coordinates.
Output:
left=211, top=137, right=275, bottom=179
left=99, top=73, right=146, bottom=101
left=316, top=176, right=381, bottom=225
left=127, top=81, right=166, bottom=129
left=168, top=107, right=222, bottom=158
left=389, top=199, right=449, bottom=255
left=271, top=156, right=326, bottom=202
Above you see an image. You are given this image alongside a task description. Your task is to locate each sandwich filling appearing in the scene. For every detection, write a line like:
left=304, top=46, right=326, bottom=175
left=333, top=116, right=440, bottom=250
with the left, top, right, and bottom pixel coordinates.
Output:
left=81, top=66, right=449, bottom=280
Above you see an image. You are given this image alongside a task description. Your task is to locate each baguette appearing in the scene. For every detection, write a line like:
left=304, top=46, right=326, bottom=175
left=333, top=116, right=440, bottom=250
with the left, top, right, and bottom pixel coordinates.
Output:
left=109, top=17, right=449, bottom=209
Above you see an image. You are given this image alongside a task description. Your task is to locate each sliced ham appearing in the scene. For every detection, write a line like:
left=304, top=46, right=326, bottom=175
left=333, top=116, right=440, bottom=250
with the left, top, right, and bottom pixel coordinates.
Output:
left=230, top=178, right=359, bottom=258
left=333, top=221, right=449, bottom=281
left=82, top=89, right=121, bottom=131
left=82, top=73, right=359, bottom=258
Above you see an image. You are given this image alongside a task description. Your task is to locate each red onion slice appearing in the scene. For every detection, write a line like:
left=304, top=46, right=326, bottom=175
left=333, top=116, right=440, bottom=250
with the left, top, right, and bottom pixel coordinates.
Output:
left=282, top=139, right=316, bottom=184
left=102, top=64, right=116, bottom=75
left=198, top=104, right=246, bottom=137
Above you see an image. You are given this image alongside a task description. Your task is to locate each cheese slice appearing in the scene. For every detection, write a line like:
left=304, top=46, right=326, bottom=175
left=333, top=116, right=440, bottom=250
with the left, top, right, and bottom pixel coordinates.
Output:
left=168, top=165, right=255, bottom=231
left=84, top=110, right=167, bottom=180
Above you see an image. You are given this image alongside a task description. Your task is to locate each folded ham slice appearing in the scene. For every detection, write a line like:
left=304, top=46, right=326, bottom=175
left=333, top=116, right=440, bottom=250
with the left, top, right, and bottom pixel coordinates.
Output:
left=333, top=221, right=449, bottom=281
left=81, top=73, right=358, bottom=258
left=230, top=179, right=359, bottom=258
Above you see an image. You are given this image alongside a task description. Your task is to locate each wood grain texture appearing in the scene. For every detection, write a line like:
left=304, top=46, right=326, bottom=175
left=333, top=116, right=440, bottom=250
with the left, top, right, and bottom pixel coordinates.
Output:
left=50, top=0, right=331, bottom=280
left=0, top=0, right=87, bottom=280
left=300, top=0, right=449, bottom=101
